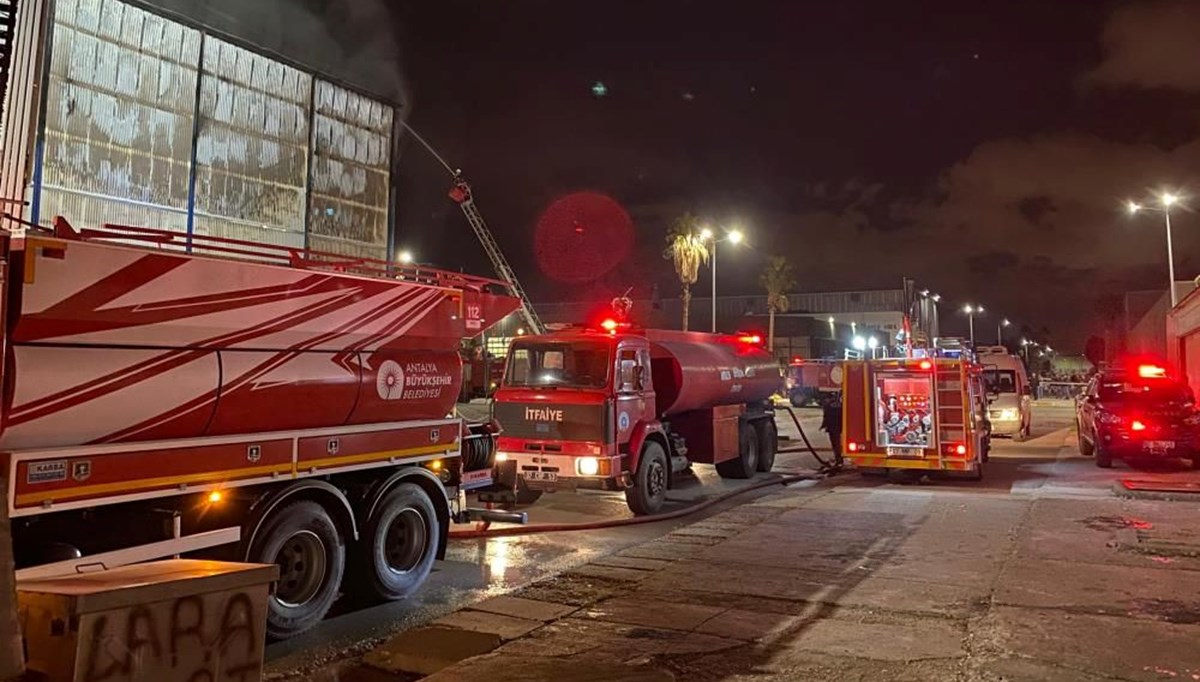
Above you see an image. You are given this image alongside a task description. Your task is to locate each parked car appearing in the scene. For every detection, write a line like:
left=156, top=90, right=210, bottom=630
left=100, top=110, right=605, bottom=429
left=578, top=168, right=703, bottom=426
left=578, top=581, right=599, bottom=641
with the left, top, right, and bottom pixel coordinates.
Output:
left=1076, top=362, right=1200, bottom=469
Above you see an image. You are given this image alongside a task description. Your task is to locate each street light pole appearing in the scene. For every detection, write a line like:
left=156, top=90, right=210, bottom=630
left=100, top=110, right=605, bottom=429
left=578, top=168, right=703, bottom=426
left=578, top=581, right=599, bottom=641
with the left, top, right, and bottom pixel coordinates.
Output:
left=997, top=318, right=1010, bottom=346
left=1127, top=192, right=1180, bottom=308
left=1165, top=205, right=1177, bottom=307
left=710, top=238, right=718, bottom=332
left=963, top=304, right=983, bottom=347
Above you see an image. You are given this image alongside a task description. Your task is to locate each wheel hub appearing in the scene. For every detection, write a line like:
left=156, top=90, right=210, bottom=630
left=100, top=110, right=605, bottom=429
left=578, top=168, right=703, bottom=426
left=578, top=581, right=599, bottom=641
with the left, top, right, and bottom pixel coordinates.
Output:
left=384, top=508, right=428, bottom=574
left=648, top=460, right=666, bottom=498
left=274, top=530, right=327, bottom=608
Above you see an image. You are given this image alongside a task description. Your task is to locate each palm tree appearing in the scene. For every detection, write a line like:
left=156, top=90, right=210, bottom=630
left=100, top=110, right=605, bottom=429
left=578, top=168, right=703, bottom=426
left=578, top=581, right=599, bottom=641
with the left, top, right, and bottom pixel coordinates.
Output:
left=760, top=256, right=795, bottom=353
left=663, top=213, right=709, bottom=331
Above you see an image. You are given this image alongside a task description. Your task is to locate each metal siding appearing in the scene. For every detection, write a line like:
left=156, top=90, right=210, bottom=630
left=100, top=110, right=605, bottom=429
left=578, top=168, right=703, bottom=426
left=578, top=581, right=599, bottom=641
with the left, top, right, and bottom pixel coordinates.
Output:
left=36, top=0, right=197, bottom=231
left=191, top=35, right=309, bottom=251
left=308, top=79, right=391, bottom=261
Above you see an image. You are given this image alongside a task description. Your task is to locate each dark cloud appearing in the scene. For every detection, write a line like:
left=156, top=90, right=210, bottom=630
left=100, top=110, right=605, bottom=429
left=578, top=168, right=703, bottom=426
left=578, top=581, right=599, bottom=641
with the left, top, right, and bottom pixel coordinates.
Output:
left=1083, top=0, right=1200, bottom=92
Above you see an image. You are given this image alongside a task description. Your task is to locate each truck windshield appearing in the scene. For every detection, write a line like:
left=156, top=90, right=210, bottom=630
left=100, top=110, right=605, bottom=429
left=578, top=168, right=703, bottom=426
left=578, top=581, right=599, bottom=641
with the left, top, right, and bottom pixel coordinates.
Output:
left=505, top=340, right=611, bottom=389
left=984, top=369, right=1018, bottom=394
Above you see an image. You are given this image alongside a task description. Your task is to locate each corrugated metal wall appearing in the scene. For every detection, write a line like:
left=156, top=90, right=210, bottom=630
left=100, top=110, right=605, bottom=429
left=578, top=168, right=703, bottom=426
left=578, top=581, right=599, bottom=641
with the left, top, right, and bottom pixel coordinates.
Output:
left=308, top=80, right=391, bottom=259
left=27, top=0, right=396, bottom=261
left=38, top=0, right=198, bottom=231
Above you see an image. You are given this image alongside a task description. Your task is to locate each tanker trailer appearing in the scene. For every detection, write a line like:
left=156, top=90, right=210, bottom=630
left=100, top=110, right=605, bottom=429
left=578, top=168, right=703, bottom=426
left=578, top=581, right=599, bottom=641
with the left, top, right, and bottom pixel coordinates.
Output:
left=492, top=322, right=783, bottom=515
left=4, top=218, right=523, bottom=639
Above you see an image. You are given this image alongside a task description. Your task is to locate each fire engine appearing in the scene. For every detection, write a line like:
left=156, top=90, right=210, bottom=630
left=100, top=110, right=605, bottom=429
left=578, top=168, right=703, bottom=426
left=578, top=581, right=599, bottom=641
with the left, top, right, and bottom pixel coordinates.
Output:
left=3, top=218, right=522, bottom=639
left=840, top=355, right=990, bottom=479
left=491, top=315, right=782, bottom=515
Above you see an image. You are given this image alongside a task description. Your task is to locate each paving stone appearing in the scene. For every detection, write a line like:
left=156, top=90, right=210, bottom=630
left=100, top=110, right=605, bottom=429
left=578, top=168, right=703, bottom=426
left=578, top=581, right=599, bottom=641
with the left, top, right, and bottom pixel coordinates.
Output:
left=983, top=605, right=1200, bottom=680
left=363, top=626, right=501, bottom=676
left=567, top=564, right=655, bottom=582
left=581, top=596, right=726, bottom=630
left=590, top=555, right=673, bottom=572
left=463, top=594, right=577, bottom=623
left=499, top=617, right=743, bottom=660
left=433, top=609, right=544, bottom=640
left=788, top=616, right=966, bottom=661
left=668, top=525, right=740, bottom=539
left=616, top=541, right=706, bottom=561
left=661, top=533, right=725, bottom=545
left=423, top=653, right=673, bottom=682
left=694, top=607, right=797, bottom=641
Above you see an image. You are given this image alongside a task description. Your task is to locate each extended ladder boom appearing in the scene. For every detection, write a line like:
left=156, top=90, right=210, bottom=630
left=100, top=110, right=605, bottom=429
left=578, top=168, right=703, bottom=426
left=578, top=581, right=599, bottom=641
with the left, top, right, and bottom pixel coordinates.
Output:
left=449, top=175, right=544, bottom=335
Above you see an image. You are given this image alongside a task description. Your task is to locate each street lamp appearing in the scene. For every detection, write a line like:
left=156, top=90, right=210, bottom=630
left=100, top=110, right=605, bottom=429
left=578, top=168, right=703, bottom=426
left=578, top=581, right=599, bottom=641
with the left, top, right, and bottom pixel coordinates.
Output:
left=701, top=225, right=744, bottom=332
left=398, top=250, right=414, bottom=265
left=852, top=335, right=867, bottom=352
left=997, top=318, right=1010, bottom=345
left=1128, top=191, right=1181, bottom=307
left=963, top=304, right=984, bottom=347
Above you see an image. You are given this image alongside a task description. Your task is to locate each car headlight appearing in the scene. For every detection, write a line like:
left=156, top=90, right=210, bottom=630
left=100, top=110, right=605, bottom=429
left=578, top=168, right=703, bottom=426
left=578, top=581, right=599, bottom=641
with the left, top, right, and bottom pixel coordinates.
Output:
left=1000, top=408, right=1018, bottom=421
left=576, top=456, right=600, bottom=476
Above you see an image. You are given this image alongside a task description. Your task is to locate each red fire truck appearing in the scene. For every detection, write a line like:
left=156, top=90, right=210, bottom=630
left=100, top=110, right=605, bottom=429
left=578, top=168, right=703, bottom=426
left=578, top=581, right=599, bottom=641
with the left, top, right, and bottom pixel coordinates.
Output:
left=786, top=358, right=844, bottom=406
left=841, top=357, right=990, bottom=479
left=3, top=218, right=521, bottom=639
left=491, top=319, right=782, bottom=515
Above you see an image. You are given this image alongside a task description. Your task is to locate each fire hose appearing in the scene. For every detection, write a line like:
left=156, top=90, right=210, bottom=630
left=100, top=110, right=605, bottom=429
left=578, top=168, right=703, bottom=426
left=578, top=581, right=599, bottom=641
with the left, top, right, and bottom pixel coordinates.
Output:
left=774, top=404, right=844, bottom=473
left=448, top=471, right=819, bottom=539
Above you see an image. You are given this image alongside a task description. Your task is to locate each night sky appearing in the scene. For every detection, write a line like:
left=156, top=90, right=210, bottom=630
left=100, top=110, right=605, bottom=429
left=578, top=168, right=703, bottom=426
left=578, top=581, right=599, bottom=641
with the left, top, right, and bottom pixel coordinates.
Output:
left=386, top=1, right=1200, bottom=350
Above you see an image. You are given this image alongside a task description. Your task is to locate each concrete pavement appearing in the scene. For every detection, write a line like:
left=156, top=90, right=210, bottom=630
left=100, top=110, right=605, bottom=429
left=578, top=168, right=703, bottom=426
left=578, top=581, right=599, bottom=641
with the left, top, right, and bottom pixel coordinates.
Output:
left=267, top=403, right=1200, bottom=681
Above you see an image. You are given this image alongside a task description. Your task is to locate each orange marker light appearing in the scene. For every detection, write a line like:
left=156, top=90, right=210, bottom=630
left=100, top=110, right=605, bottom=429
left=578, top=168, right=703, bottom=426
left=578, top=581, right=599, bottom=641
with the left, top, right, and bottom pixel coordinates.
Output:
left=1131, top=420, right=1147, bottom=432
left=919, top=360, right=933, bottom=370
left=430, top=459, right=444, bottom=471
left=207, top=490, right=224, bottom=504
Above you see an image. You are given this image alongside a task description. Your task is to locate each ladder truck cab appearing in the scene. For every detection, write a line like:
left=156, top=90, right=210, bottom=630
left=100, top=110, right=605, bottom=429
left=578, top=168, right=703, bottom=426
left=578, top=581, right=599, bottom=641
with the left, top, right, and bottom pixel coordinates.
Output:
left=841, top=355, right=991, bottom=480
left=491, top=317, right=783, bottom=515
left=2, top=218, right=524, bottom=639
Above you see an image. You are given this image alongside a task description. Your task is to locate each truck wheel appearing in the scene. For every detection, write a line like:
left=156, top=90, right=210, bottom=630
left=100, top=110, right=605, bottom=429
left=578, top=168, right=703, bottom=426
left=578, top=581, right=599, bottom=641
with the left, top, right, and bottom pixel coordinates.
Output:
left=625, top=441, right=668, bottom=516
left=717, top=424, right=759, bottom=479
left=250, top=500, right=346, bottom=640
left=356, top=483, right=439, bottom=602
left=755, top=419, right=778, bottom=472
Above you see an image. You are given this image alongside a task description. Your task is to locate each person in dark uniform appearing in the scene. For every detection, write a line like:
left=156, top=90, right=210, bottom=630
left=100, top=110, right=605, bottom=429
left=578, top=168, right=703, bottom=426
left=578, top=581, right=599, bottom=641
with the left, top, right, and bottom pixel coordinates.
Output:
left=820, top=391, right=844, bottom=466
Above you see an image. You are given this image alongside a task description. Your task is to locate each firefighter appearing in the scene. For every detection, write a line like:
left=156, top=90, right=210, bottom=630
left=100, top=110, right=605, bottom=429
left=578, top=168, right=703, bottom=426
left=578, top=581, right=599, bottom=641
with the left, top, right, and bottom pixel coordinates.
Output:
left=821, top=391, right=844, bottom=466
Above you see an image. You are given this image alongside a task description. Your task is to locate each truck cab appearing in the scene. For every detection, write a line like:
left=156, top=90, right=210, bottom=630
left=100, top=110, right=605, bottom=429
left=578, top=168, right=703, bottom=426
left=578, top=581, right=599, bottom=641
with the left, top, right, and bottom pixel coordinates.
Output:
left=492, top=324, right=780, bottom=515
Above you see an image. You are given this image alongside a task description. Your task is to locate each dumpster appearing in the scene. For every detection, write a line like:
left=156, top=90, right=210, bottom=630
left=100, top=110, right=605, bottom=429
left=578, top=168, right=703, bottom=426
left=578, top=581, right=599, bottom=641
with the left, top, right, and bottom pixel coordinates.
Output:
left=18, top=559, right=277, bottom=682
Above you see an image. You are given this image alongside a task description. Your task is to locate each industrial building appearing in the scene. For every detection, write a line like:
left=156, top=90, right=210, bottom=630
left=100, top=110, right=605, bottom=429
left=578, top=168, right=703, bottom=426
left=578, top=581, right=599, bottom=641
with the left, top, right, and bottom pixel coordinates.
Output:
left=1, top=0, right=406, bottom=260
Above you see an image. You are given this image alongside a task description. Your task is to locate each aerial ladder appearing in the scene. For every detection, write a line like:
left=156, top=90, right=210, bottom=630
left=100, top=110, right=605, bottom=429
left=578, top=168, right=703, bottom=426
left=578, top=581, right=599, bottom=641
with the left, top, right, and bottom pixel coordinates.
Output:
left=399, top=121, right=545, bottom=336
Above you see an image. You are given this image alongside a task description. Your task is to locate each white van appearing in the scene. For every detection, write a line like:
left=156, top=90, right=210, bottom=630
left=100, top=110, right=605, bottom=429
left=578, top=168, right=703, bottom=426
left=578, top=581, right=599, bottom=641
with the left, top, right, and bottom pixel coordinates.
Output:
left=976, top=346, right=1032, bottom=440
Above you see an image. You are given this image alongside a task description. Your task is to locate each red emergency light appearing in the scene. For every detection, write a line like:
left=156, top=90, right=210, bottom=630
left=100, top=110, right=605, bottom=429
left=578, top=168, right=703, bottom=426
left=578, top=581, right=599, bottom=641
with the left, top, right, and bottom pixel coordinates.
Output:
left=600, top=318, right=619, bottom=334
left=1131, top=419, right=1147, bottom=432
left=1137, top=364, right=1167, bottom=379
left=737, top=334, right=763, bottom=345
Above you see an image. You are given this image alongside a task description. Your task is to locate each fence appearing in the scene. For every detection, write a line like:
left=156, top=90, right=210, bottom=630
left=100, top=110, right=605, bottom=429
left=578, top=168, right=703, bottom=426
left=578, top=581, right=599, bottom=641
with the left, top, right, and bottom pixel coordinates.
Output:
left=1037, top=382, right=1087, bottom=401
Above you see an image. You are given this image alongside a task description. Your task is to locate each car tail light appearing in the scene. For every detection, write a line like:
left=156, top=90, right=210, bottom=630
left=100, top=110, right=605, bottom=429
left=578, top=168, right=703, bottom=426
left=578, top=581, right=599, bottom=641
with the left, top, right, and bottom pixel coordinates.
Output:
left=848, top=441, right=859, bottom=452
left=1130, top=419, right=1147, bottom=432
left=944, top=443, right=967, bottom=456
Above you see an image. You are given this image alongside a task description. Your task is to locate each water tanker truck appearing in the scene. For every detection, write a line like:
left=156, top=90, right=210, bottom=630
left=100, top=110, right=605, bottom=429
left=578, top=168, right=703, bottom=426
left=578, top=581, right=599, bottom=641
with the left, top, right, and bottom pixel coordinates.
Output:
left=3, top=218, right=523, bottom=639
left=492, top=320, right=783, bottom=514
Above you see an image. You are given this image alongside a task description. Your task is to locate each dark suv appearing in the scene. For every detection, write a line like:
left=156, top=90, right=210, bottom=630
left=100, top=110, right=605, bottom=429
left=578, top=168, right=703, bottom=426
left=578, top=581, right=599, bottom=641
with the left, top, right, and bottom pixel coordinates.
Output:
left=1076, top=365, right=1200, bottom=469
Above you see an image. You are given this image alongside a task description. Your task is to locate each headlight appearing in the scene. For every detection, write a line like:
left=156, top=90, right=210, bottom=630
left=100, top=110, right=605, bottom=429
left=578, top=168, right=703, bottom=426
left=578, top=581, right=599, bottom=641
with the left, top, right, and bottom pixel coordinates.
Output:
left=494, top=452, right=509, bottom=463
left=1000, top=409, right=1018, bottom=421
left=576, top=457, right=600, bottom=476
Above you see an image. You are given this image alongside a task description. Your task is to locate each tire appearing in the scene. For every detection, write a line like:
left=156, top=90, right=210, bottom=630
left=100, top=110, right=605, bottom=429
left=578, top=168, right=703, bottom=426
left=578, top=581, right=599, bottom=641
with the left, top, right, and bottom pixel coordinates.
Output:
left=1095, top=446, right=1113, bottom=468
left=790, top=392, right=805, bottom=408
left=1078, top=428, right=1094, bottom=457
left=717, top=423, right=759, bottom=479
left=966, top=462, right=984, bottom=481
left=356, top=483, right=440, bottom=602
left=249, top=500, right=346, bottom=640
left=755, top=419, right=778, bottom=472
left=625, top=441, right=668, bottom=516
left=515, top=478, right=544, bottom=506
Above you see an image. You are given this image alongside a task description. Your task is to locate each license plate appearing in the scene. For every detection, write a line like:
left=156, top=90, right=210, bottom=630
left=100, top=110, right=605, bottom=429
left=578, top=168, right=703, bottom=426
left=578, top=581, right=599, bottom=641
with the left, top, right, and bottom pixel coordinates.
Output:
left=524, top=471, right=558, bottom=482
left=887, top=447, right=924, bottom=458
left=1144, top=441, right=1175, bottom=453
